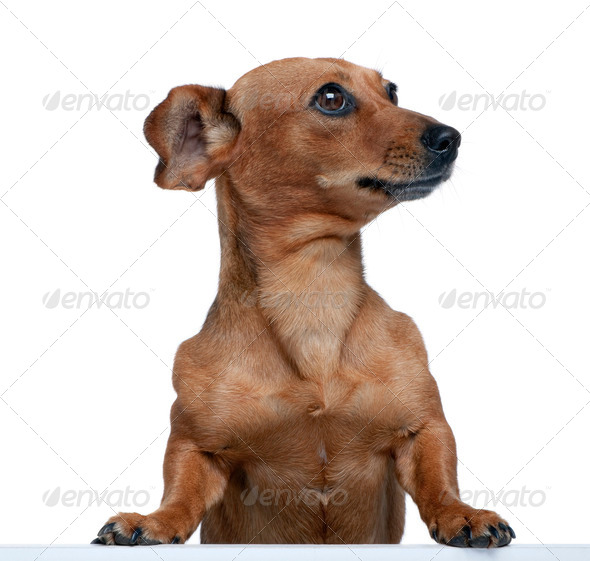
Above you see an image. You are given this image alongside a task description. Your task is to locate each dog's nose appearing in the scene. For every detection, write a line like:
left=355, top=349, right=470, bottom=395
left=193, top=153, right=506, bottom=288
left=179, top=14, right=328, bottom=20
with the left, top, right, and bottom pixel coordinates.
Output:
left=421, top=125, right=461, bottom=161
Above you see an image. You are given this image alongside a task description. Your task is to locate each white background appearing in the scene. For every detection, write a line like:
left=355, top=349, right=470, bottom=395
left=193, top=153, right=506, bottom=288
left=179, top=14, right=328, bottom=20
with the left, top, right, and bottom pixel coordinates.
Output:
left=1, top=0, right=589, bottom=548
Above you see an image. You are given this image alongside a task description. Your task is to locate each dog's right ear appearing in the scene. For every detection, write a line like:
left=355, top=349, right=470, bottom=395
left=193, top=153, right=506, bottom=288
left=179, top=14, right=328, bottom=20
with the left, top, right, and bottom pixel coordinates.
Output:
left=143, top=85, right=240, bottom=191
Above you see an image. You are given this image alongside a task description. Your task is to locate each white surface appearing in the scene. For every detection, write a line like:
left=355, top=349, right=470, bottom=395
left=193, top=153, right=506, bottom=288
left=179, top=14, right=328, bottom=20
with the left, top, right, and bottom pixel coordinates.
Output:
left=1, top=0, right=589, bottom=548
left=1, top=546, right=590, bottom=561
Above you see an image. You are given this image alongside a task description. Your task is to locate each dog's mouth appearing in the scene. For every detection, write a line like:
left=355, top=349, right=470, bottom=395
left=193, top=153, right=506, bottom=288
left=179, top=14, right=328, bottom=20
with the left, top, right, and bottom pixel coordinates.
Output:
left=357, top=170, right=452, bottom=202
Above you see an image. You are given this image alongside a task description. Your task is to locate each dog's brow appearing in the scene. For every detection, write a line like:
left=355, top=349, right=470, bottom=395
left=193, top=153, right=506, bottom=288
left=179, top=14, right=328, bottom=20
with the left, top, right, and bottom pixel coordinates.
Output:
left=334, top=70, right=350, bottom=82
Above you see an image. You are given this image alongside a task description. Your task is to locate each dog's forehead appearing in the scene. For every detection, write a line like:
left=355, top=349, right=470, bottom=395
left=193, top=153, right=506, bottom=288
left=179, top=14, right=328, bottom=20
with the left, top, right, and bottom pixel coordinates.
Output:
left=228, top=58, right=384, bottom=116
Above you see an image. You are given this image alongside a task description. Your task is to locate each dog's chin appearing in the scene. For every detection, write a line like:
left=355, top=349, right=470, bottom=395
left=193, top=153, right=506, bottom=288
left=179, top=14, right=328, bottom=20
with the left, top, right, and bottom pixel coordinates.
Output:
left=357, top=171, right=452, bottom=202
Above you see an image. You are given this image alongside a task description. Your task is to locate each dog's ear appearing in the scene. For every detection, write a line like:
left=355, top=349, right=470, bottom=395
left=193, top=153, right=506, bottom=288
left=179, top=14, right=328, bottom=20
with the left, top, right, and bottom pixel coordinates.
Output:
left=144, top=85, right=240, bottom=190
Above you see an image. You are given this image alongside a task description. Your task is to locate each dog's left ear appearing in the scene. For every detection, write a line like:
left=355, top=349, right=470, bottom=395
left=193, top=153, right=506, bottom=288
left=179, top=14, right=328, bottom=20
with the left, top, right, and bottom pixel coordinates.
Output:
left=144, top=85, right=240, bottom=190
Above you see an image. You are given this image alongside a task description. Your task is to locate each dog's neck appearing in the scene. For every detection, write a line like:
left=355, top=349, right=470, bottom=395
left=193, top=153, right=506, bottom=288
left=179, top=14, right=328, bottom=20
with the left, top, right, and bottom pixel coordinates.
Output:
left=215, top=176, right=367, bottom=379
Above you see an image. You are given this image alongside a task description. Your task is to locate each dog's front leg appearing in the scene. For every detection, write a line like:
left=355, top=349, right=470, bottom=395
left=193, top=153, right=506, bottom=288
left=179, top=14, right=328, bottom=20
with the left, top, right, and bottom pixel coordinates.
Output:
left=394, top=419, right=515, bottom=548
left=93, top=431, right=228, bottom=545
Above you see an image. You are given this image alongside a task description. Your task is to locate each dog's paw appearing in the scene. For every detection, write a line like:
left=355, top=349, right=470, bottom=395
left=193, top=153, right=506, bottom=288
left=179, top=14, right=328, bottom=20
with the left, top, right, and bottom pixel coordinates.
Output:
left=429, top=503, right=515, bottom=548
left=92, top=512, right=183, bottom=545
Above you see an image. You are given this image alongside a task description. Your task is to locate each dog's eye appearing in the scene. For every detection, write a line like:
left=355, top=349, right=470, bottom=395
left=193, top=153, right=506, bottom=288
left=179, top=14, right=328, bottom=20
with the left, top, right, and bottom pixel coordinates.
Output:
left=313, top=84, right=354, bottom=115
left=386, top=82, right=398, bottom=105
left=317, top=87, right=345, bottom=112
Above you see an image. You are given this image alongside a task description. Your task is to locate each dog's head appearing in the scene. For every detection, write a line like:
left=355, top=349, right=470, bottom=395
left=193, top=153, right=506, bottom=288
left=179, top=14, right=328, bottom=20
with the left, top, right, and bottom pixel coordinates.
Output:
left=144, top=58, right=460, bottom=225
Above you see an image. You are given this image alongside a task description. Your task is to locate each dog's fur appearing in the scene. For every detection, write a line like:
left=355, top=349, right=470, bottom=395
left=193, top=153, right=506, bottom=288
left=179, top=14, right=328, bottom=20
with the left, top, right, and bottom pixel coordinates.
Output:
left=94, top=58, right=514, bottom=548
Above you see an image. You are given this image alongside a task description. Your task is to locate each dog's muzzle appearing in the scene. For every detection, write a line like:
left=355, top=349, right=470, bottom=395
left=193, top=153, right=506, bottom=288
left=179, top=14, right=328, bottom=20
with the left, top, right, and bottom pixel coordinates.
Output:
left=357, top=124, right=461, bottom=202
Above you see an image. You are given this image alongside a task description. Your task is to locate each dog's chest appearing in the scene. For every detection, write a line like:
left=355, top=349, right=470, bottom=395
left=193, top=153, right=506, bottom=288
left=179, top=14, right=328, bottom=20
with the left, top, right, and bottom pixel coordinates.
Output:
left=196, top=373, right=397, bottom=473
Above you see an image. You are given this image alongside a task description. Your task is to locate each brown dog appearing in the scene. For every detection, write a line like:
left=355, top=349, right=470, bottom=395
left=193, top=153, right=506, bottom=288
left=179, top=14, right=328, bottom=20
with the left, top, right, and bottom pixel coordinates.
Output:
left=93, top=57, right=515, bottom=548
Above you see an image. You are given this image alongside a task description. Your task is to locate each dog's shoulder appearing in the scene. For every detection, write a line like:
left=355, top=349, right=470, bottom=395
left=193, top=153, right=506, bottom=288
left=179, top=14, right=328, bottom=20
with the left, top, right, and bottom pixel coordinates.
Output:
left=359, top=287, right=428, bottom=357
left=170, top=333, right=224, bottom=394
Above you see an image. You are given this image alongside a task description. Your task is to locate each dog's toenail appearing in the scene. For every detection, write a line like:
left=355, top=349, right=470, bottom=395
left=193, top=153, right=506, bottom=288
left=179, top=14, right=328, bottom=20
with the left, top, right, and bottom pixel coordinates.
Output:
left=130, top=528, right=143, bottom=545
left=98, top=522, right=115, bottom=536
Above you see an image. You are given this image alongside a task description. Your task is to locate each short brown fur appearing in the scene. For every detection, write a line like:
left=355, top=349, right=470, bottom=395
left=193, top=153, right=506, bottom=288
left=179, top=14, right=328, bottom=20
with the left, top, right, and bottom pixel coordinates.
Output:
left=95, top=58, right=513, bottom=548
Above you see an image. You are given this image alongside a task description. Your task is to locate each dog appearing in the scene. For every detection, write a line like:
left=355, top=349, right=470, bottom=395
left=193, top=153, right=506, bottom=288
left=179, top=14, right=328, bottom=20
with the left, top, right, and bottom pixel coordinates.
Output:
left=93, top=57, right=515, bottom=548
